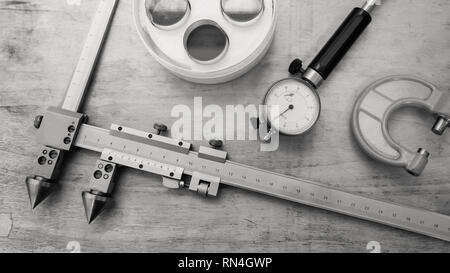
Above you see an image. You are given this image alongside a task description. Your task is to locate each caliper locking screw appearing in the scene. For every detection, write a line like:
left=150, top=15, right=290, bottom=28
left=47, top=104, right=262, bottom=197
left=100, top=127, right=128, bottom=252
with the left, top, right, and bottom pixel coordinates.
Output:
left=432, top=116, right=449, bottom=135
left=153, top=123, right=168, bottom=135
left=34, top=115, right=44, bottom=129
left=209, top=139, right=223, bottom=149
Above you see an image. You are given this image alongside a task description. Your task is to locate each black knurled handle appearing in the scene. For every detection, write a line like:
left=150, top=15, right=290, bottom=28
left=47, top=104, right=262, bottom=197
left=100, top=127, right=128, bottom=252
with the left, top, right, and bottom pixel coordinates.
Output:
left=308, top=8, right=372, bottom=80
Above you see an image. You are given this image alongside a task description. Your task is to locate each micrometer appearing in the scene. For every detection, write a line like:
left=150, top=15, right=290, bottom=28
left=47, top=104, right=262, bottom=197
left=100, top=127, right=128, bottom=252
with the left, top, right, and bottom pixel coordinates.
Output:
left=352, top=75, right=450, bottom=176
left=25, top=0, right=450, bottom=242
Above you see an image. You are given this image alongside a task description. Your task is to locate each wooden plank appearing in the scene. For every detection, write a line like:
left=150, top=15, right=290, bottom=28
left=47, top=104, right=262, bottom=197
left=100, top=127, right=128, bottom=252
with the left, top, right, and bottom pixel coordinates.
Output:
left=0, top=0, right=449, bottom=252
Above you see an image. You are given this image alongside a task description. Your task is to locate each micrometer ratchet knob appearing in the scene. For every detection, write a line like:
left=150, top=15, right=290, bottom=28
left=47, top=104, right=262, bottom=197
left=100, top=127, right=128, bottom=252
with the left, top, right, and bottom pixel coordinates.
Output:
left=432, top=116, right=449, bottom=135
left=308, top=7, right=372, bottom=80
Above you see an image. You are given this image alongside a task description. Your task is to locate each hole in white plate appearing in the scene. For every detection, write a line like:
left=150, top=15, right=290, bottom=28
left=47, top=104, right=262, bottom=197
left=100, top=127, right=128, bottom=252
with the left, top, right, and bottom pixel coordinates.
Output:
left=145, top=0, right=190, bottom=29
left=184, top=20, right=229, bottom=63
left=221, top=0, right=264, bottom=24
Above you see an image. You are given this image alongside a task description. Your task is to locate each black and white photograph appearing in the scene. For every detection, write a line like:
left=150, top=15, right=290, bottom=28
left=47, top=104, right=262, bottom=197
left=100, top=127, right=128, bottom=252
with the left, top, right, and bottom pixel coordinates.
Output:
left=0, top=0, right=449, bottom=258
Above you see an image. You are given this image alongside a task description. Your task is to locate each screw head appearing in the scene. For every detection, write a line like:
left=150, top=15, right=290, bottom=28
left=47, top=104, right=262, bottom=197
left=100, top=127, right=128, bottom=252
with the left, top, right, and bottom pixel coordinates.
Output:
left=289, top=58, right=304, bottom=75
left=34, top=115, right=44, bottom=129
left=209, top=139, right=223, bottom=149
left=153, top=123, right=168, bottom=134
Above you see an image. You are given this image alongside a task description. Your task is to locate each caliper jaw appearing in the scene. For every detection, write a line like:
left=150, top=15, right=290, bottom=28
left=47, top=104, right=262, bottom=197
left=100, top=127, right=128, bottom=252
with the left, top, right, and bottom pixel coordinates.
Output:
left=25, top=147, right=62, bottom=209
left=26, top=107, right=86, bottom=208
left=79, top=124, right=226, bottom=223
left=82, top=160, right=117, bottom=223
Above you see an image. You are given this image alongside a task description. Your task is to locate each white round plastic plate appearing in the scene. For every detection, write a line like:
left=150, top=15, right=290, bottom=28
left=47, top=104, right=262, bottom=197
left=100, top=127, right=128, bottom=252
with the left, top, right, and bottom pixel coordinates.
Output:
left=133, top=0, right=277, bottom=84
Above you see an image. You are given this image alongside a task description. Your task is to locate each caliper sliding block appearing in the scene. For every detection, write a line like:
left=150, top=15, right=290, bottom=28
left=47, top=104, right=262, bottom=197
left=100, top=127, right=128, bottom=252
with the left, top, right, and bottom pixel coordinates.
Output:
left=26, top=107, right=86, bottom=208
left=198, top=146, right=227, bottom=163
left=25, top=146, right=62, bottom=209
left=110, top=124, right=191, bottom=154
left=36, top=107, right=85, bottom=151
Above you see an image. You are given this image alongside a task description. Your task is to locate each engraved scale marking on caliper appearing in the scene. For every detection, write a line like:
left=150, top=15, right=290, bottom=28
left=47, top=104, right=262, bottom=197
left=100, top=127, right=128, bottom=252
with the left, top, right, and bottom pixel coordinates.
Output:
left=100, top=148, right=184, bottom=180
left=74, top=124, right=450, bottom=242
left=62, top=0, right=119, bottom=112
left=109, top=124, right=191, bottom=154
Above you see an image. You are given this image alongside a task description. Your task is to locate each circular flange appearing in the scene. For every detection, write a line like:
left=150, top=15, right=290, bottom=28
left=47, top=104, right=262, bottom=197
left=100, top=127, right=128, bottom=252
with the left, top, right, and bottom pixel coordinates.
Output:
left=263, top=78, right=321, bottom=136
left=133, top=0, right=277, bottom=84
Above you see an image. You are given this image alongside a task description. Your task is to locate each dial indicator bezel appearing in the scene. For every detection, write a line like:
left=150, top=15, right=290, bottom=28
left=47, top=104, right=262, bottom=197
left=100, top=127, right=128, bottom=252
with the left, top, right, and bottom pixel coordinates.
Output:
left=263, top=78, right=321, bottom=136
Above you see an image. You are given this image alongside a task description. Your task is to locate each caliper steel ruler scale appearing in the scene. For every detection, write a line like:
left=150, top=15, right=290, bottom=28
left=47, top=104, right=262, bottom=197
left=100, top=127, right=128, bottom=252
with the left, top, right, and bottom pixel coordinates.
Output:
left=63, top=0, right=118, bottom=112
left=75, top=124, right=450, bottom=241
left=26, top=0, right=450, bottom=242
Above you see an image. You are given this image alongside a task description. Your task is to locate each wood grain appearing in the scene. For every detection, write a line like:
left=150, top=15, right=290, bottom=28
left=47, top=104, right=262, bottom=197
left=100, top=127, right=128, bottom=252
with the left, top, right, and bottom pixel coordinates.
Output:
left=0, top=0, right=449, bottom=253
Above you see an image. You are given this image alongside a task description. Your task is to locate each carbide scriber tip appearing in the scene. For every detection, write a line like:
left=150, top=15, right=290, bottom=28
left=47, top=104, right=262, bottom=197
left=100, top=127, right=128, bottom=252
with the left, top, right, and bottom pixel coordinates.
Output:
left=82, top=191, right=111, bottom=224
left=25, top=176, right=56, bottom=209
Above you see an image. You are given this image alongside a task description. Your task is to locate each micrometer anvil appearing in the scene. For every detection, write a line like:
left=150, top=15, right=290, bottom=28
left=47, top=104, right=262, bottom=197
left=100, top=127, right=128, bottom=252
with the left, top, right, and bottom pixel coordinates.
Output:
left=24, top=0, right=450, bottom=241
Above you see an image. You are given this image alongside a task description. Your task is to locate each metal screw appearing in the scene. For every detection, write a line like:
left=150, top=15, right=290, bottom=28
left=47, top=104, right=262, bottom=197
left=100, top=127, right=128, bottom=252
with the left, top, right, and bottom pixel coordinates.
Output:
left=34, top=115, right=44, bottom=129
left=153, top=123, right=168, bottom=135
left=263, top=129, right=277, bottom=143
left=209, top=139, right=223, bottom=149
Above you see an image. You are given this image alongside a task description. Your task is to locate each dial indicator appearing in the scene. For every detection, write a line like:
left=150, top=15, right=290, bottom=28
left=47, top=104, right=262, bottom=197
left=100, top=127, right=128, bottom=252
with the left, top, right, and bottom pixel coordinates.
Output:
left=263, top=78, right=320, bottom=135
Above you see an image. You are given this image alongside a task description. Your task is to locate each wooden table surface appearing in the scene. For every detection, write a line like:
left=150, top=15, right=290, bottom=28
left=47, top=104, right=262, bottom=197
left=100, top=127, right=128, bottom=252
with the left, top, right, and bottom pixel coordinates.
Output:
left=1, top=0, right=449, bottom=253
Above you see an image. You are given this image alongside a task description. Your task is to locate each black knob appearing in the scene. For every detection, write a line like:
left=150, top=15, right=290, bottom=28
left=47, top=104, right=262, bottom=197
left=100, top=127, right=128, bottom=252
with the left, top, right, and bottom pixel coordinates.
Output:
left=209, top=139, right=223, bottom=149
left=153, top=123, right=168, bottom=135
left=289, top=59, right=304, bottom=75
left=34, top=115, right=44, bottom=129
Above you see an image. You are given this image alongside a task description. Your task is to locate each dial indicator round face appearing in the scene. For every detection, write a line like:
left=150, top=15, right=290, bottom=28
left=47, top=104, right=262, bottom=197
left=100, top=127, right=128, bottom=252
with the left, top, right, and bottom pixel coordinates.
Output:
left=264, top=78, right=321, bottom=135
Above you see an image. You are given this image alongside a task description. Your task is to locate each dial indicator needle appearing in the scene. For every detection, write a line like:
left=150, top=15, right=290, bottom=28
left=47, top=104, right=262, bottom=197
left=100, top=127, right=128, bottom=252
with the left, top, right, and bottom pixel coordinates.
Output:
left=274, top=104, right=294, bottom=120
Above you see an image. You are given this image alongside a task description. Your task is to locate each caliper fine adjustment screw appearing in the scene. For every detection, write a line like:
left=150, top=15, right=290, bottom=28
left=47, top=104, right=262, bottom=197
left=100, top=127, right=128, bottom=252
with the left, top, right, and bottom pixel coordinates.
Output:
left=209, top=139, right=223, bottom=149
left=153, top=123, right=168, bottom=135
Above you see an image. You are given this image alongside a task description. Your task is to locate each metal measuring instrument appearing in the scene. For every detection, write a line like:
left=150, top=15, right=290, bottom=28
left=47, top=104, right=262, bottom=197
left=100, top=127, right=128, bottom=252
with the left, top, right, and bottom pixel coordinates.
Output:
left=262, top=0, right=381, bottom=139
left=352, top=75, right=450, bottom=176
left=25, top=0, right=450, bottom=242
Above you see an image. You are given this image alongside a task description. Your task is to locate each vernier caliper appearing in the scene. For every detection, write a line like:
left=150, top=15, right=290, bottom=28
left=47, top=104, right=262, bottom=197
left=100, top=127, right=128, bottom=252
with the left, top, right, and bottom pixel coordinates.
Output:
left=26, top=0, right=450, bottom=242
